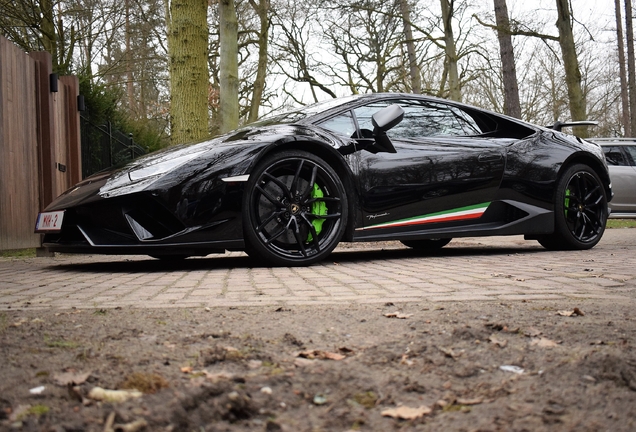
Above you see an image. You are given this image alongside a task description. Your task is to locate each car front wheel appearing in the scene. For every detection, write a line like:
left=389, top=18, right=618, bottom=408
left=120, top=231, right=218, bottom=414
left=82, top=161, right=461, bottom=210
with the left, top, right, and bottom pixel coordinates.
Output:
left=243, top=150, right=348, bottom=266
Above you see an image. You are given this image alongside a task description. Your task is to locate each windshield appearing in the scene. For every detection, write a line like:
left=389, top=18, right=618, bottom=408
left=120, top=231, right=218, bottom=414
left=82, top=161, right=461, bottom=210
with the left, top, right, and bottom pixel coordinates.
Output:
left=250, top=95, right=362, bottom=127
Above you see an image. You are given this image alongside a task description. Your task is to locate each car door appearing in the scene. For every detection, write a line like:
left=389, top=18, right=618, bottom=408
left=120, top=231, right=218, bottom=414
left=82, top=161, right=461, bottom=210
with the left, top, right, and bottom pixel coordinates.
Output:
left=604, top=145, right=636, bottom=215
left=351, top=99, right=506, bottom=236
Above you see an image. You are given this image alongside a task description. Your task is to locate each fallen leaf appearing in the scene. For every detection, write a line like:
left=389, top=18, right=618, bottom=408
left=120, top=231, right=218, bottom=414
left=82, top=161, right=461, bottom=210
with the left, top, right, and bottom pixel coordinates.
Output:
left=557, top=308, right=584, bottom=317
left=524, top=327, right=542, bottom=337
left=488, top=334, right=508, bottom=348
left=29, top=386, right=45, bottom=395
left=384, top=312, right=413, bottom=319
left=294, top=358, right=316, bottom=368
left=437, top=346, right=464, bottom=359
left=381, top=405, right=432, bottom=420
left=87, top=387, right=142, bottom=403
left=53, top=371, right=91, bottom=386
left=530, top=337, right=558, bottom=348
left=499, top=365, right=524, bottom=374
left=297, top=350, right=345, bottom=360
left=313, top=394, right=328, bottom=405
left=400, top=354, right=414, bottom=366
left=10, top=318, right=28, bottom=327
left=180, top=366, right=193, bottom=373
left=248, top=360, right=263, bottom=369
left=113, top=419, right=148, bottom=432
left=557, top=310, right=574, bottom=317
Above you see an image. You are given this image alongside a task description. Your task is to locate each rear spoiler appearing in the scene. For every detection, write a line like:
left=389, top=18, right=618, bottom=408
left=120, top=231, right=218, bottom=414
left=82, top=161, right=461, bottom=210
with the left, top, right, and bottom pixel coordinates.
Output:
left=547, top=120, right=598, bottom=132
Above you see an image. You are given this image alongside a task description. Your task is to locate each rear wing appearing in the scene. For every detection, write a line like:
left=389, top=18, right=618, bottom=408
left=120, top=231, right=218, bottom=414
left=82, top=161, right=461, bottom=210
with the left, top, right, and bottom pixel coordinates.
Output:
left=546, top=120, right=598, bottom=132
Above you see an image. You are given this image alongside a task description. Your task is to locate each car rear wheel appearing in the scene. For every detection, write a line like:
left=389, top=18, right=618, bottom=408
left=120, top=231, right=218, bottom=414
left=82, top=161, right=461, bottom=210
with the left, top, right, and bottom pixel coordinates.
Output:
left=243, top=150, right=348, bottom=266
left=400, top=238, right=452, bottom=250
left=537, top=164, right=607, bottom=250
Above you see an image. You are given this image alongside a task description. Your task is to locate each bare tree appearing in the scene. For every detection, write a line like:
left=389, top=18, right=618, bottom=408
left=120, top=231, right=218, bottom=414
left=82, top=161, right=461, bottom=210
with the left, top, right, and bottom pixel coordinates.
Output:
left=167, top=0, right=210, bottom=143
left=625, top=0, right=636, bottom=136
left=218, top=0, right=239, bottom=132
left=399, top=0, right=421, bottom=93
left=440, top=0, right=461, bottom=101
left=246, top=0, right=269, bottom=122
left=493, top=0, right=521, bottom=118
left=555, top=0, right=587, bottom=137
left=614, top=0, right=630, bottom=135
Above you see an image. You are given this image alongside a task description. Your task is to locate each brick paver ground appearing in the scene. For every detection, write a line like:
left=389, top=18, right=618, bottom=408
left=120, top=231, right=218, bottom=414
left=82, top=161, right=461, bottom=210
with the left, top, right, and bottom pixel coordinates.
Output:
left=1, top=230, right=635, bottom=310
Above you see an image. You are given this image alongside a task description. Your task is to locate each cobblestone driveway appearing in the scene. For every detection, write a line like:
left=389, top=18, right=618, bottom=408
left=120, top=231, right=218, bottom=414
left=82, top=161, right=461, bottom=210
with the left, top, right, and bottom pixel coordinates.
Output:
left=1, top=230, right=635, bottom=310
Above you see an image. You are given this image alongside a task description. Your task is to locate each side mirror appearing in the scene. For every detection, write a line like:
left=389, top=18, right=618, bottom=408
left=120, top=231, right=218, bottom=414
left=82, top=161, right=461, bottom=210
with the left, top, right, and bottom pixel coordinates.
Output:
left=372, top=104, right=404, bottom=132
left=371, top=104, right=404, bottom=153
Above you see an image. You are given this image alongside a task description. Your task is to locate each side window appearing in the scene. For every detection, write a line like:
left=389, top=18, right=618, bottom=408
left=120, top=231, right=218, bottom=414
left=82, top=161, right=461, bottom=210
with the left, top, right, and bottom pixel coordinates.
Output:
left=603, top=146, right=628, bottom=166
left=352, top=102, right=391, bottom=136
left=317, top=111, right=357, bottom=137
left=622, top=146, right=636, bottom=165
left=353, top=99, right=482, bottom=140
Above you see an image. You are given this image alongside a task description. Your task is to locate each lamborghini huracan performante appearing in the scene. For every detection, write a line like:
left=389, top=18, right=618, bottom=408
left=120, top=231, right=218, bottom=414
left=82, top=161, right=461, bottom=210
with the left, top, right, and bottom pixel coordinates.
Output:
left=36, top=93, right=612, bottom=266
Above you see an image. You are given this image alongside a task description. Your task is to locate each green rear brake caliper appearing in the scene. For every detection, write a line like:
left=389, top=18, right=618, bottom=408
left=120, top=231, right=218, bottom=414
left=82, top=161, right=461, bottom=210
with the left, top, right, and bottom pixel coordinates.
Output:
left=564, top=189, right=571, bottom=218
left=307, top=183, right=327, bottom=243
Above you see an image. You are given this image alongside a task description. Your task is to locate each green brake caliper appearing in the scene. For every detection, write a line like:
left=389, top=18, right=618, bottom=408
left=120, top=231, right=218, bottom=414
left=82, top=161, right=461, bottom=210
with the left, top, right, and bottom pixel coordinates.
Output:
left=307, top=183, right=327, bottom=242
left=564, top=189, right=571, bottom=218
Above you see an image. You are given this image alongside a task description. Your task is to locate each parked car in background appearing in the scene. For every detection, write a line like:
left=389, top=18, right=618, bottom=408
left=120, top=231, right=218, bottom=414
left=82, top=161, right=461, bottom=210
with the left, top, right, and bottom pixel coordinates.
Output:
left=592, top=138, right=636, bottom=219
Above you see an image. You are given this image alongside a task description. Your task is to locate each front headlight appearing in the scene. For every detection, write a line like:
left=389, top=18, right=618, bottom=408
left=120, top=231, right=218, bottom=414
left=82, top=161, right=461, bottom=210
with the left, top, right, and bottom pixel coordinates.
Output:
left=128, top=151, right=205, bottom=181
left=99, top=147, right=208, bottom=197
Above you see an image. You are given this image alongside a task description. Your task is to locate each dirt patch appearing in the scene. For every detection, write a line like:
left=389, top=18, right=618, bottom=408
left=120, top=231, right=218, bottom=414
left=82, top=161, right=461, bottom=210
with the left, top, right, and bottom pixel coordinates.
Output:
left=1, top=299, right=635, bottom=431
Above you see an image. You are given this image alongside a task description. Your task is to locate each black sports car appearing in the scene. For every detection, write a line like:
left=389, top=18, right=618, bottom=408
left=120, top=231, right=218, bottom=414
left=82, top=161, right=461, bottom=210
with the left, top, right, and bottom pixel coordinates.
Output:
left=35, top=93, right=612, bottom=266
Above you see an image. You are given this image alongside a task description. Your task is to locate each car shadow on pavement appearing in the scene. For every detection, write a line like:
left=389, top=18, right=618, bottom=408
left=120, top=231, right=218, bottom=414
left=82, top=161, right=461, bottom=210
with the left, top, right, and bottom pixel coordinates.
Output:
left=47, top=244, right=545, bottom=273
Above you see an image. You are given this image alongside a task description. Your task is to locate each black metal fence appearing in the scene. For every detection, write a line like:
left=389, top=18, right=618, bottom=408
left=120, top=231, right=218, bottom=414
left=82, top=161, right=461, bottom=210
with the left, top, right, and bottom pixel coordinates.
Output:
left=80, top=115, right=147, bottom=179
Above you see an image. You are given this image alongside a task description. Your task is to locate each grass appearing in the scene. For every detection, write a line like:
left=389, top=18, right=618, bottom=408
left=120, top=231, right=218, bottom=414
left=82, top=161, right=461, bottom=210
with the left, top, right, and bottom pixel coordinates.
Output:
left=606, top=219, right=636, bottom=228
left=0, top=248, right=36, bottom=258
left=44, top=337, right=79, bottom=349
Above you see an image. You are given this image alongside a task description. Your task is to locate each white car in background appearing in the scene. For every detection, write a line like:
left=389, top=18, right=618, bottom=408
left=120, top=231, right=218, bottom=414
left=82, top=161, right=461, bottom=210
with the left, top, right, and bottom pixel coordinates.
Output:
left=593, top=138, right=636, bottom=218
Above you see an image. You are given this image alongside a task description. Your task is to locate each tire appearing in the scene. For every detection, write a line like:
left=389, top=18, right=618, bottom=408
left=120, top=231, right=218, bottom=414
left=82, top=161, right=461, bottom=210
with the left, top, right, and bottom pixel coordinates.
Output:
left=537, top=164, right=608, bottom=250
left=401, top=238, right=452, bottom=250
left=243, top=150, right=348, bottom=266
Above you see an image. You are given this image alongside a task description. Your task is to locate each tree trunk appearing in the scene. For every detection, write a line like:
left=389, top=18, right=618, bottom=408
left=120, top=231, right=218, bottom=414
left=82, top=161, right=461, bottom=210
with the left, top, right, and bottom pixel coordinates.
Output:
left=219, top=0, right=239, bottom=133
left=493, top=0, right=521, bottom=118
left=616, top=0, right=631, bottom=135
left=399, top=0, right=421, bottom=94
left=167, top=0, right=210, bottom=144
left=625, top=0, right=636, bottom=136
left=248, top=0, right=269, bottom=123
left=40, top=0, right=58, bottom=70
left=125, top=0, right=136, bottom=118
left=440, top=0, right=461, bottom=101
left=555, top=0, right=588, bottom=137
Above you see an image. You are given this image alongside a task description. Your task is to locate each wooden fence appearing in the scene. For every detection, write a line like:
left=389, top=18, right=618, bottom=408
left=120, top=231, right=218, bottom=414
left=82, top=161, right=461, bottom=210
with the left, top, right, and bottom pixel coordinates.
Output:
left=0, top=35, right=81, bottom=251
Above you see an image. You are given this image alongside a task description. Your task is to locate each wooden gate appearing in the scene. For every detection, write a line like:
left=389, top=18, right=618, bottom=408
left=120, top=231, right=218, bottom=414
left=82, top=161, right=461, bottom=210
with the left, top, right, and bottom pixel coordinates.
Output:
left=0, top=35, right=81, bottom=251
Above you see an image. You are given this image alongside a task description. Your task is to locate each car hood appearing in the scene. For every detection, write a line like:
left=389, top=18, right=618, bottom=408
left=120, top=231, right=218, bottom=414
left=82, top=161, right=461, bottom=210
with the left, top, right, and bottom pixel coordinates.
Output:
left=45, top=123, right=346, bottom=211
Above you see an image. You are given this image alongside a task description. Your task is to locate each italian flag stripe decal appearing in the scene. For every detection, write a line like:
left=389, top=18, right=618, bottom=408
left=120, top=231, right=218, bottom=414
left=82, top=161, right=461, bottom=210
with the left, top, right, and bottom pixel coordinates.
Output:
left=360, top=203, right=490, bottom=231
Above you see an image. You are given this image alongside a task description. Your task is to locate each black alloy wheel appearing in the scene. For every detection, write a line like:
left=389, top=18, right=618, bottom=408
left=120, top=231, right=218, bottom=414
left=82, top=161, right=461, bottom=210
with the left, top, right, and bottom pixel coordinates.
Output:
left=243, top=150, right=348, bottom=266
left=538, top=164, right=608, bottom=250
